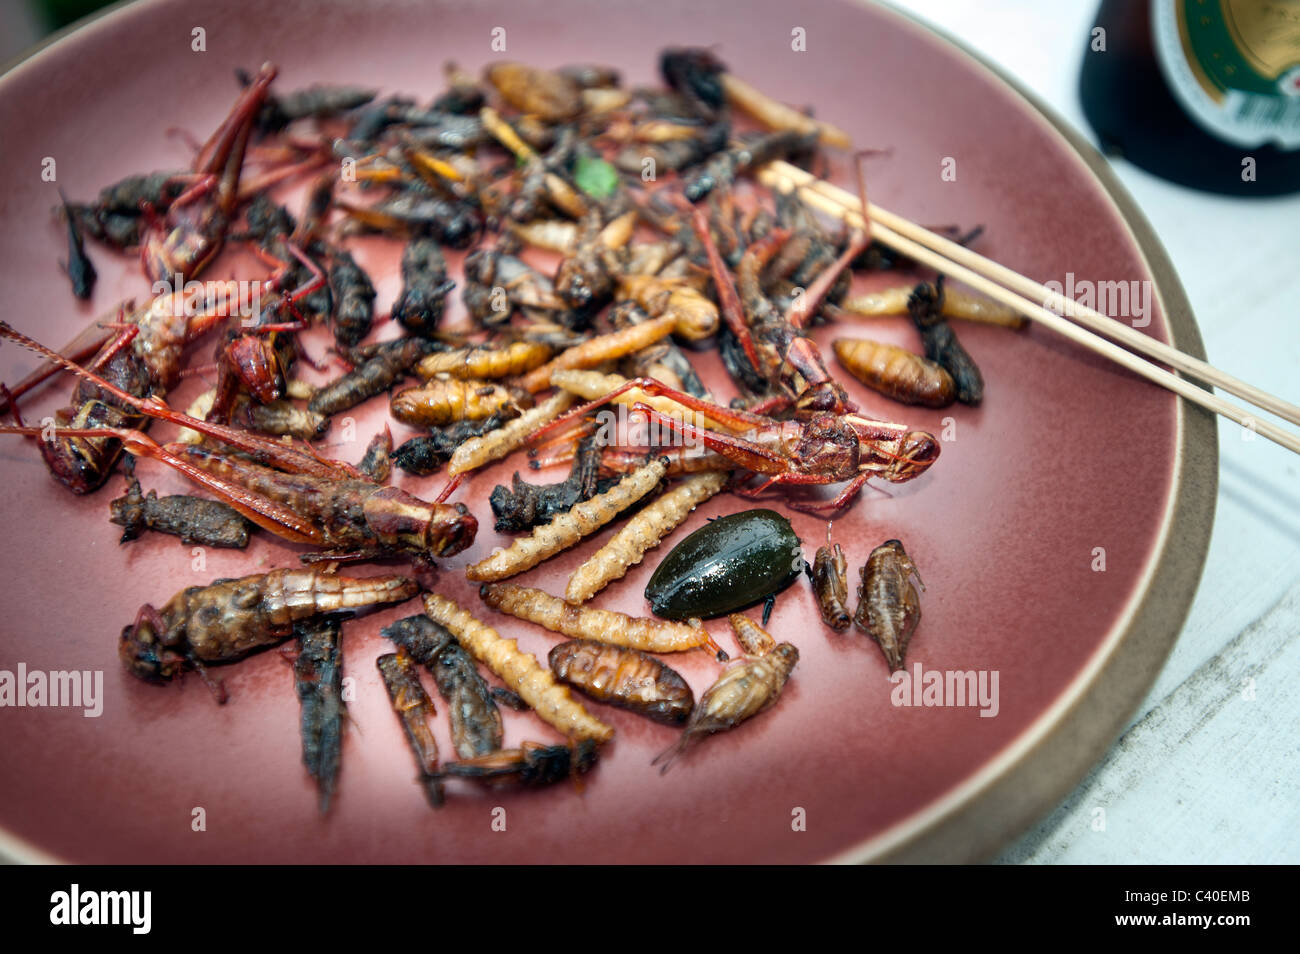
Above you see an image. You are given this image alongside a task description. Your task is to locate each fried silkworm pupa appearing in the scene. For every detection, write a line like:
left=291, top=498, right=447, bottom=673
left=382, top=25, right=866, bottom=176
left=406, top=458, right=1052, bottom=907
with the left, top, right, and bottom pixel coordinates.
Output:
left=805, top=525, right=851, bottom=631
left=109, top=477, right=252, bottom=548
left=328, top=248, right=377, bottom=347
left=382, top=613, right=504, bottom=759
left=448, top=390, right=575, bottom=477
left=566, top=470, right=728, bottom=603
left=437, top=740, right=599, bottom=788
left=518, top=315, right=677, bottom=393
left=907, top=278, right=984, bottom=406
left=293, top=616, right=345, bottom=813
left=485, top=62, right=583, bottom=122
left=645, top=509, right=803, bottom=621
left=376, top=650, right=445, bottom=808
left=481, top=583, right=721, bottom=656
left=308, top=338, right=438, bottom=417
left=416, top=340, right=553, bottom=380
left=466, top=457, right=668, bottom=581
left=652, top=642, right=799, bottom=773
left=854, top=539, right=923, bottom=672
left=390, top=378, right=530, bottom=427
left=831, top=338, right=956, bottom=408
left=392, top=237, right=455, bottom=336
left=391, top=413, right=513, bottom=476
left=549, top=639, right=694, bottom=725
left=423, top=594, right=614, bottom=744
left=727, top=613, right=776, bottom=657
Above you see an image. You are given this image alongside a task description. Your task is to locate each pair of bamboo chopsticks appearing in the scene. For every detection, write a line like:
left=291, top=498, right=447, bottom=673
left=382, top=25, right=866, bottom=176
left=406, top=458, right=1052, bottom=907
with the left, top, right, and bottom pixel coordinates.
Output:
left=758, top=159, right=1300, bottom=456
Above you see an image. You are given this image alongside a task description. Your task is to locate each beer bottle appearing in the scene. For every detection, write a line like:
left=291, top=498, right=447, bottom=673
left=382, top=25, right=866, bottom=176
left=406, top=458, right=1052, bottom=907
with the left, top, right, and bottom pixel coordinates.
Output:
left=1080, top=0, right=1300, bottom=195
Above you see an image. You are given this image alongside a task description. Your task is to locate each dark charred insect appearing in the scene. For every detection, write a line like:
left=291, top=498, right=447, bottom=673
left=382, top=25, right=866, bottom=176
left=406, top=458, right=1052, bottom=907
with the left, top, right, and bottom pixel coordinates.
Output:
left=58, top=190, right=96, bottom=300
left=612, top=121, right=730, bottom=175
left=381, top=614, right=503, bottom=760
left=683, top=130, right=817, bottom=203
left=549, top=639, right=694, bottom=726
left=432, top=62, right=485, bottom=114
left=554, top=210, right=636, bottom=314
left=118, top=568, right=417, bottom=702
left=907, top=278, right=984, bottom=405
left=391, top=237, right=455, bottom=336
left=854, top=539, right=923, bottom=672
left=491, top=687, right=529, bottom=711
left=293, top=615, right=346, bottom=813
left=493, top=434, right=615, bottom=532
left=558, top=63, right=621, bottom=89
left=64, top=170, right=191, bottom=251
left=832, top=337, right=956, bottom=408
left=659, top=47, right=728, bottom=116
left=462, top=245, right=570, bottom=329
left=376, top=650, right=445, bottom=808
left=327, top=249, right=377, bottom=346
left=308, top=337, right=439, bottom=418
left=806, top=525, right=851, bottom=631
left=653, top=642, right=799, bottom=773
left=356, top=426, right=393, bottom=482
left=236, top=70, right=377, bottom=132
left=436, top=740, right=600, bottom=788
left=109, top=476, right=252, bottom=548
left=341, top=192, right=481, bottom=248
left=391, top=413, right=515, bottom=476
left=645, top=509, right=803, bottom=621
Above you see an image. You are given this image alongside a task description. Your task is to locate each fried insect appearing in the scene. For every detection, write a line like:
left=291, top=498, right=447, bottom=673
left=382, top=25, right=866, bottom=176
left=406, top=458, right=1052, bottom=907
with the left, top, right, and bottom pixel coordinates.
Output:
left=490, top=434, right=614, bottom=532
left=549, top=369, right=732, bottom=431
left=839, top=286, right=1026, bottom=329
left=307, top=337, right=438, bottom=417
left=109, top=476, right=252, bottom=548
left=615, top=274, right=719, bottom=342
left=183, top=389, right=328, bottom=441
left=391, top=413, right=513, bottom=476
left=328, top=249, right=377, bottom=346
left=376, top=650, right=445, bottom=807
left=118, top=568, right=418, bottom=700
left=293, top=616, right=345, bottom=813
left=549, top=639, right=694, bottom=725
left=684, top=129, right=818, bottom=203
left=447, top=390, right=574, bottom=476
left=832, top=337, right=956, bottom=408
left=415, top=340, right=552, bottom=380
left=390, top=377, right=529, bottom=427
left=481, top=583, right=720, bottom=656
left=565, top=470, right=728, bottom=603
left=423, top=594, right=614, bottom=743
left=908, top=279, right=984, bottom=405
left=728, top=613, right=776, bottom=656
left=437, top=740, right=599, bottom=788
left=806, top=525, right=851, bottom=631
left=555, top=210, right=636, bottom=313
left=391, top=237, right=455, bottom=336
left=58, top=190, right=96, bottom=300
left=652, top=641, right=799, bottom=773
left=518, top=315, right=676, bottom=393
left=467, top=457, right=667, bottom=581
left=381, top=614, right=504, bottom=759
left=854, top=539, right=923, bottom=671
left=357, top=426, right=393, bottom=482
left=485, top=63, right=583, bottom=122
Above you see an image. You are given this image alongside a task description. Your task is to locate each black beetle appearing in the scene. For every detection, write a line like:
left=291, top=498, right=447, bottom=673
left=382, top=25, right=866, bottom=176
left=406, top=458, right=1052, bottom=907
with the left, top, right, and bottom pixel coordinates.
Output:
left=645, top=509, right=803, bottom=621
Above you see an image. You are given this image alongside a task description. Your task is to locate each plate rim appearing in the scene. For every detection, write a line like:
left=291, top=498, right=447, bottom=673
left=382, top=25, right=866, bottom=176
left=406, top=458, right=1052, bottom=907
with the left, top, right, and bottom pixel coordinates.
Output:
left=0, top=0, right=1218, bottom=865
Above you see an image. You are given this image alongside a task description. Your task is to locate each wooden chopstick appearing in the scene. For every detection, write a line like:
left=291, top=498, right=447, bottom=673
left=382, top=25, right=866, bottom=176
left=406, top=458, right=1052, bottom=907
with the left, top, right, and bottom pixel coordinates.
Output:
left=759, top=161, right=1300, bottom=456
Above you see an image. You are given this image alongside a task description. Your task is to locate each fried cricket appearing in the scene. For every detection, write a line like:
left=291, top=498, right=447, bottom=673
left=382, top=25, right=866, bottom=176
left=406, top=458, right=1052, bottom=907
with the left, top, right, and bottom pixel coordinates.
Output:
left=293, top=616, right=346, bottom=813
left=854, top=539, right=923, bottom=671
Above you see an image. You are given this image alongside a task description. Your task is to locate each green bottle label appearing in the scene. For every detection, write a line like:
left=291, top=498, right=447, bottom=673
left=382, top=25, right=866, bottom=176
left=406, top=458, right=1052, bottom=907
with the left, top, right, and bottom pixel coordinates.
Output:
left=1152, top=0, right=1300, bottom=148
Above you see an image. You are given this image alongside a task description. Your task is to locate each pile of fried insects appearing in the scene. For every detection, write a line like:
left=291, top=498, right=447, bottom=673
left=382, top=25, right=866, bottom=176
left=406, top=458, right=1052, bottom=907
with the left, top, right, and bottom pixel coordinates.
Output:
left=0, top=49, right=1023, bottom=810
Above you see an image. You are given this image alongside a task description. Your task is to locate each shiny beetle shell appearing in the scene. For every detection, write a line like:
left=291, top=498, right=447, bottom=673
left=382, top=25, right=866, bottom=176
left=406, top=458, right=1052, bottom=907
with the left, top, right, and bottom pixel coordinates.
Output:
left=645, top=509, right=802, bottom=620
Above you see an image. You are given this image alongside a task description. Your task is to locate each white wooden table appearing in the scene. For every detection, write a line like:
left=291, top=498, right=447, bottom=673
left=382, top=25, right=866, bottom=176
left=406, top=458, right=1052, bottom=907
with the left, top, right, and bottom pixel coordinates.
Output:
left=886, top=0, right=1300, bottom=864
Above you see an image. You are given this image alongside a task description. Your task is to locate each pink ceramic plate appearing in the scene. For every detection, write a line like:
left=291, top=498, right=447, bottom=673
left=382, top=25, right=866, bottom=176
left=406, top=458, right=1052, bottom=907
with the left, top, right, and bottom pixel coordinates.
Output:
left=0, top=0, right=1214, bottom=863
